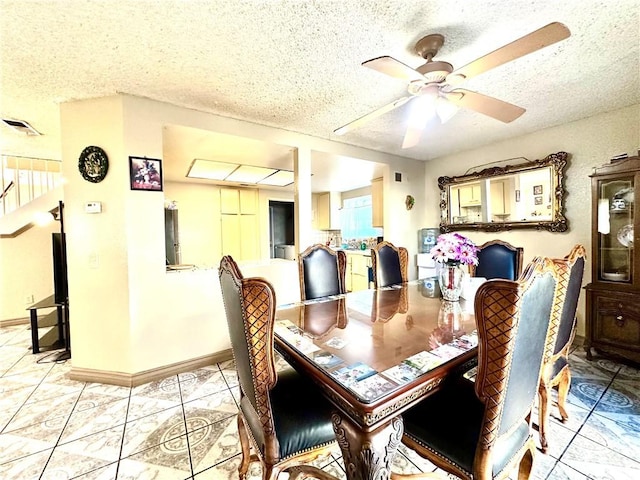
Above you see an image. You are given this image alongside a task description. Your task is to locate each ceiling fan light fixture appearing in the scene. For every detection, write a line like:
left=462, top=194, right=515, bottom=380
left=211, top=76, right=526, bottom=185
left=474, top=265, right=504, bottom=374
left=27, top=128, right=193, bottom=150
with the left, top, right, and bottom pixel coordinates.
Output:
left=408, top=95, right=437, bottom=130
left=415, top=61, right=454, bottom=83
left=436, top=97, right=459, bottom=123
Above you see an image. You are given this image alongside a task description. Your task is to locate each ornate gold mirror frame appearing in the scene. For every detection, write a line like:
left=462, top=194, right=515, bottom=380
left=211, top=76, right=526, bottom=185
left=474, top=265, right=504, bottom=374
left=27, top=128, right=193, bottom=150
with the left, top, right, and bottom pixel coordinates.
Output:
left=439, top=151, right=569, bottom=233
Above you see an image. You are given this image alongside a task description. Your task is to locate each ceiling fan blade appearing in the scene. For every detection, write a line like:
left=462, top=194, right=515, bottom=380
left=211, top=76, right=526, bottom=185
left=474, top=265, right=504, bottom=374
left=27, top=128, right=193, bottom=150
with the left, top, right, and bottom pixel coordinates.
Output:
left=362, top=56, right=425, bottom=82
left=444, top=89, right=525, bottom=123
left=447, top=22, right=570, bottom=84
left=334, top=96, right=411, bottom=135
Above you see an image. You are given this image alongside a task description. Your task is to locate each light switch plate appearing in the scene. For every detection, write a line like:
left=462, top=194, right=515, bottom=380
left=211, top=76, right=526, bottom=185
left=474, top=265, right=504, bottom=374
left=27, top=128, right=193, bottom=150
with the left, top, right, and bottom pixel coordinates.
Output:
left=85, top=201, right=102, bottom=213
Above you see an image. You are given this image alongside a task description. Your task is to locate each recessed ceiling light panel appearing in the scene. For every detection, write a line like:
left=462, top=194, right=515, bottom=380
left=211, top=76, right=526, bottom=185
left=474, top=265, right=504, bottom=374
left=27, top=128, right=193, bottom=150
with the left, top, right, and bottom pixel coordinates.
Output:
left=258, top=170, right=294, bottom=186
left=187, top=159, right=238, bottom=180
left=226, top=165, right=277, bottom=183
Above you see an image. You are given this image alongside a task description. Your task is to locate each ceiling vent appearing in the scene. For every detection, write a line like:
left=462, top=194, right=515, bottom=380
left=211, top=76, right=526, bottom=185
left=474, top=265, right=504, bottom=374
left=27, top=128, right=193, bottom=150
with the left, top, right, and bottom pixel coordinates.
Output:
left=1, top=118, right=42, bottom=135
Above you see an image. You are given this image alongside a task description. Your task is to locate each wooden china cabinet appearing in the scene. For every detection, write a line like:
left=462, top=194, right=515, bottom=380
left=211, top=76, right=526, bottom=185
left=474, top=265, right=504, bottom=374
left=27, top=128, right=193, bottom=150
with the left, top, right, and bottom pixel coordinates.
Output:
left=584, top=153, right=640, bottom=364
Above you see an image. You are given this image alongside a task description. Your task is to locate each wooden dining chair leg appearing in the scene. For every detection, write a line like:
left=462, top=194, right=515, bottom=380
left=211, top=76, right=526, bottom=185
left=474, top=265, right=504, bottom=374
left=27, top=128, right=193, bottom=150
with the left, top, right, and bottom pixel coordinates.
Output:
left=538, top=383, right=551, bottom=453
left=557, top=367, right=571, bottom=422
left=288, top=465, right=348, bottom=480
left=237, top=415, right=252, bottom=479
left=517, top=442, right=535, bottom=480
left=264, top=464, right=283, bottom=480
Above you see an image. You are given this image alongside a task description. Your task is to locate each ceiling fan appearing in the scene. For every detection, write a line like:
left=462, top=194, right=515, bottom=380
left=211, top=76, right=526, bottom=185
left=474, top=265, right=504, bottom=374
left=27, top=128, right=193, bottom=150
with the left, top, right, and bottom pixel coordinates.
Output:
left=334, top=22, right=570, bottom=148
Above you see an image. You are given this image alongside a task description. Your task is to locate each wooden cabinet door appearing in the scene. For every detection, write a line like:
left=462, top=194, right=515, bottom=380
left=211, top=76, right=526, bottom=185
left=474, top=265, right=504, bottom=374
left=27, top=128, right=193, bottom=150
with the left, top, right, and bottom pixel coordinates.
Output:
left=240, top=215, right=259, bottom=260
left=459, top=184, right=481, bottom=207
left=351, top=273, right=369, bottom=291
left=316, top=193, right=330, bottom=230
left=490, top=181, right=506, bottom=214
left=220, top=189, right=239, bottom=214
left=240, top=189, right=257, bottom=214
left=221, top=214, right=240, bottom=259
left=345, top=254, right=353, bottom=291
left=371, top=178, right=383, bottom=228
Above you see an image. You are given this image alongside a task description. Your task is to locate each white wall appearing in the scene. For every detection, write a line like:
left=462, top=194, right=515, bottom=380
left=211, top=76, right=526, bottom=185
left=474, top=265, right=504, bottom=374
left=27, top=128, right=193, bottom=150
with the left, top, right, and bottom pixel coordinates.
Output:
left=0, top=220, right=58, bottom=321
left=58, top=93, right=424, bottom=377
left=422, top=103, right=640, bottom=336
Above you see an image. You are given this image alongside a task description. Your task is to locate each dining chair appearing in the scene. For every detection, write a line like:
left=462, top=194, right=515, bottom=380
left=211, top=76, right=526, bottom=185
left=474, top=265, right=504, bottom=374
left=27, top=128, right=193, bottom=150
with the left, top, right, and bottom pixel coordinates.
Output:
left=298, top=244, right=347, bottom=301
left=394, top=256, right=560, bottom=480
left=537, top=244, right=586, bottom=453
left=371, top=241, right=409, bottom=288
left=218, top=256, right=338, bottom=480
left=471, top=239, right=524, bottom=280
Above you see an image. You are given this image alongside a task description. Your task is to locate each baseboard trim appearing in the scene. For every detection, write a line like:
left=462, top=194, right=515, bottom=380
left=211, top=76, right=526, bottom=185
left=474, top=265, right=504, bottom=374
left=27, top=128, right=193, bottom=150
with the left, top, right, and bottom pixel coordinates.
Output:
left=0, top=316, right=29, bottom=327
left=68, top=349, right=234, bottom=387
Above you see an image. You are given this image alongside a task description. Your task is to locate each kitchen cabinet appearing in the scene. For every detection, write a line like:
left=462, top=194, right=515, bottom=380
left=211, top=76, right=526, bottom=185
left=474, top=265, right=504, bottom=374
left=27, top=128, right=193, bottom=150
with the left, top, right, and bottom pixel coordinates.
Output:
left=345, top=252, right=372, bottom=292
left=220, top=188, right=257, bottom=214
left=490, top=180, right=509, bottom=216
left=220, top=187, right=259, bottom=261
left=459, top=183, right=482, bottom=207
left=371, top=178, right=383, bottom=228
left=315, top=191, right=341, bottom=230
left=585, top=153, right=640, bottom=364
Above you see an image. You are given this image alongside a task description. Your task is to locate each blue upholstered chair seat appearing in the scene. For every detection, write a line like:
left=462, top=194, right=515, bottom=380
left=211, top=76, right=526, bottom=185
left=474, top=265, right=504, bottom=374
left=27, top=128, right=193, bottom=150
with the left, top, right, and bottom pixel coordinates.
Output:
left=551, top=355, right=569, bottom=379
left=403, top=379, right=530, bottom=478
left=270, top=367, right=336, bottom=458
left=240, top=366, right=335, bottom=459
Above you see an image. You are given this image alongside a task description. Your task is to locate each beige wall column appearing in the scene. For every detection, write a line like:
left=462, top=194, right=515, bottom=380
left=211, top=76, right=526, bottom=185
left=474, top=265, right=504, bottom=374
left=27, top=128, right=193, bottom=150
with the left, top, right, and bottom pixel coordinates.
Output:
left=293, top=147, right=313, bottom=252
left=60, top=96, right=134, bottom=373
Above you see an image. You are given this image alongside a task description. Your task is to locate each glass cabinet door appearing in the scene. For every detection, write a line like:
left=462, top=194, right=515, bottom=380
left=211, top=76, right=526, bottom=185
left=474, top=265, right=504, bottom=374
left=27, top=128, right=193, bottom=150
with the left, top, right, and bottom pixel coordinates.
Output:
left=597, top=176, right=634, bottom=282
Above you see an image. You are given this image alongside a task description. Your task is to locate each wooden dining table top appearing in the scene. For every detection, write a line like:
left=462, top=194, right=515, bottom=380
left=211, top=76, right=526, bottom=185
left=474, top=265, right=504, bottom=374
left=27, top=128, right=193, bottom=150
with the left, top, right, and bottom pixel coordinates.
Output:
left=274, top=280, right=478, bottom=430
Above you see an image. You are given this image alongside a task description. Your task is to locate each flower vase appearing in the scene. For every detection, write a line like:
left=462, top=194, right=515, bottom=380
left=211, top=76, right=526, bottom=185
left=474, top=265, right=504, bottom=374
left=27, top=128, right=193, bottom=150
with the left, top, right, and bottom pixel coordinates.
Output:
left=439, top=262, right=464, bottom=301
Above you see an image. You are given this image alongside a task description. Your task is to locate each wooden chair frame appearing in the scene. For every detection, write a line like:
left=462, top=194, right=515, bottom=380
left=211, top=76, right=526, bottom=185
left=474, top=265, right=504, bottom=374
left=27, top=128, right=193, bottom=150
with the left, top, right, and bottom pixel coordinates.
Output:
left=219, top=256, right=337, bottom=480
left=393, top=257, right=560, bottom=480
left=537, top=245, right=586, bottom=453
left=371, top=241, right=409, bottom=288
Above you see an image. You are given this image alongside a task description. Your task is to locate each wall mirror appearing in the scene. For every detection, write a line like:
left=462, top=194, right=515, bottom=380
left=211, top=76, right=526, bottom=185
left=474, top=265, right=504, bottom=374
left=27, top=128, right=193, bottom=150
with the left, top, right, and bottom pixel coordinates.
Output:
left=439, top=151, right=569, bottom=232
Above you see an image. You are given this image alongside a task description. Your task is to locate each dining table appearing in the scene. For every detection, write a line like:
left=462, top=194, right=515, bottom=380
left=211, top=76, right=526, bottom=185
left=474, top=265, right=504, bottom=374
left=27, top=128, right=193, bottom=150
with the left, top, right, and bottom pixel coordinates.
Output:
left=274, top=279, right=479, bottom=480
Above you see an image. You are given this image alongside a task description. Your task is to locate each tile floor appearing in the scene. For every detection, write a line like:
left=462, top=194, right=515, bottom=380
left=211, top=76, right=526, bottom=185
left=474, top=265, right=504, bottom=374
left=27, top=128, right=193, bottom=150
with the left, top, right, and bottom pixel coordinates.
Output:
left=1, top=323, right=639, bottom=479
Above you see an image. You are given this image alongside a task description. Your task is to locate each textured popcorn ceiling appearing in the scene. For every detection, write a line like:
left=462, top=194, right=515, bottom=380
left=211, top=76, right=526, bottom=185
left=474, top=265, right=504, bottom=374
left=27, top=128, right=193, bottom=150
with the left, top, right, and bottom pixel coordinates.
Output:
left=1, top=0, right=638, bottom=186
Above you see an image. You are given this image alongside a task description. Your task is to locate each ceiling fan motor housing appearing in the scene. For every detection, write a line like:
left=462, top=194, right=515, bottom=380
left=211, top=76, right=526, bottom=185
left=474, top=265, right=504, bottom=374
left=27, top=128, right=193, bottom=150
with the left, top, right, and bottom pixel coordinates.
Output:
left=416, top=61, right=453, bottom=83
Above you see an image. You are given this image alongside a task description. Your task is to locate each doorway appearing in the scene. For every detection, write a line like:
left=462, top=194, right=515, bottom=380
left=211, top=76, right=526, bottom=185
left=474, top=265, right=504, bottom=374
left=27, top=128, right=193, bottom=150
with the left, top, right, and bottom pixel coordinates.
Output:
left=269, top=201, right=295, bottom=259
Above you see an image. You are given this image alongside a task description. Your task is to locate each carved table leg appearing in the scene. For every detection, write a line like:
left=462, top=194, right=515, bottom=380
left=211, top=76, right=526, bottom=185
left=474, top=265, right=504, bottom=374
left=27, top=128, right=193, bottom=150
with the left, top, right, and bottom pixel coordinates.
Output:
left=332, top=412, right=403, bottom=480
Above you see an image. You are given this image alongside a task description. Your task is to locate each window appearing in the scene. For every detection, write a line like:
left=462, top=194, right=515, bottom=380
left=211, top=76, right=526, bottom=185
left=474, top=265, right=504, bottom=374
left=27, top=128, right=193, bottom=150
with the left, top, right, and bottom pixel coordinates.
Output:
left=340, top=195, right=381, bottom=239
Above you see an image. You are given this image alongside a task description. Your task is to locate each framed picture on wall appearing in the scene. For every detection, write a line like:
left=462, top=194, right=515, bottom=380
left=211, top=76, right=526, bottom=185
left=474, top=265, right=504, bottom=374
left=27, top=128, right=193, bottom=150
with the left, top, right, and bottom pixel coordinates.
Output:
left=129, top=156, right=163, bottom=191
left=534, top=196, right=543, bottom=205
left=533, top=185, right=543, bottom=195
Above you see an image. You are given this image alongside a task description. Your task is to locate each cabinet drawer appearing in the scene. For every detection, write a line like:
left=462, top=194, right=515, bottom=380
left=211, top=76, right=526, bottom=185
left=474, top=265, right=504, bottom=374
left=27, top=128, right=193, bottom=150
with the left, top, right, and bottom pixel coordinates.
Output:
left=593, top=294, right=640, bottom=347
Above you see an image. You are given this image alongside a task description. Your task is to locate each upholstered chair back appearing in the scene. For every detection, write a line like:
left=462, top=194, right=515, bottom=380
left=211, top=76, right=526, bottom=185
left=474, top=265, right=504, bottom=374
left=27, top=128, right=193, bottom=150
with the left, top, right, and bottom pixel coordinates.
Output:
left=553, top=248, right=586, bottom=356
left=371, top=241, right=409, bottom=288
left=536, top=245, right=586, bottom=453
left=218, top=255, right=278, bottom=458
left=473, top=257, right=557, bottom=476
left=473, top=240, right=524, bottom=280
left=299, top=244, right=347, bottom=300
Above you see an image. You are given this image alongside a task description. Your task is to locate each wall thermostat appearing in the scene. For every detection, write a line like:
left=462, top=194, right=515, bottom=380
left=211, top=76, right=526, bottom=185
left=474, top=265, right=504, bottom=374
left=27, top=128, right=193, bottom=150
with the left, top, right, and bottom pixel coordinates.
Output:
left=85, top=201, right=102, bottom=214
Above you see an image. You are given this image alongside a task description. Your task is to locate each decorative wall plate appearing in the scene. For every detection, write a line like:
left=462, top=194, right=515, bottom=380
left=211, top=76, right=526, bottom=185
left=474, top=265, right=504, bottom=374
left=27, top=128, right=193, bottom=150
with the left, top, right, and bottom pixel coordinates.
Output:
left=617, top=223, right=634, bottom=248
left=78, top=146, right=109, bottom=183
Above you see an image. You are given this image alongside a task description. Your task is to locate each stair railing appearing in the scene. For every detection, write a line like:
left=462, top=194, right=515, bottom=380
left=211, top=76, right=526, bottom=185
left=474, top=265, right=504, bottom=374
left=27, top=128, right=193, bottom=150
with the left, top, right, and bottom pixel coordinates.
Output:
left=1, top=155, right=62, bottom=217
